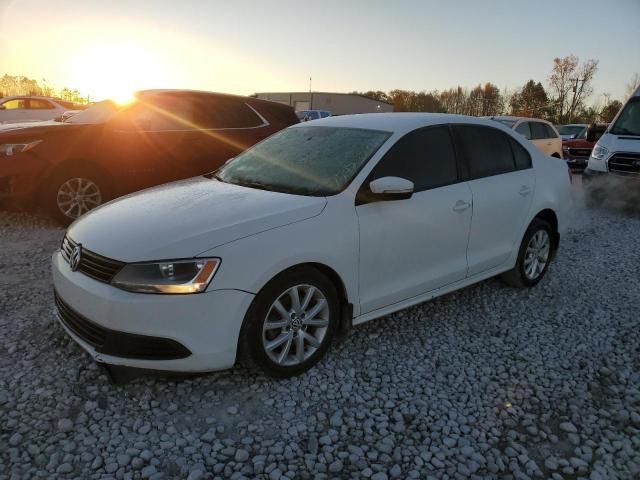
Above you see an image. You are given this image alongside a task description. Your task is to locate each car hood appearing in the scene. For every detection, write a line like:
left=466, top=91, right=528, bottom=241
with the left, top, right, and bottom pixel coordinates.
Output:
left=68, top=177, right=327, bottom=262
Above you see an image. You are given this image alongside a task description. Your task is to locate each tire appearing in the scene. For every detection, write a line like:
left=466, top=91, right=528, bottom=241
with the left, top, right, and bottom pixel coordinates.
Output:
left=501, top=219, right=553, bottom=289
left=42, top=166, right=111, bottom=225
left=238, top=267, right=340, bottom=378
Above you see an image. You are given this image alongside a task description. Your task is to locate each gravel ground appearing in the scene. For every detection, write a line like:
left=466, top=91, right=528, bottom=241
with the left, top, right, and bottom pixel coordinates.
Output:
left=1, top=185, right=640, bottom=480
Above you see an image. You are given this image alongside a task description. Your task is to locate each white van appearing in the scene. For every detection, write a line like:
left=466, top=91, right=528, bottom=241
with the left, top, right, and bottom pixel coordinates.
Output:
left=583, top=86, right=640, bottom=201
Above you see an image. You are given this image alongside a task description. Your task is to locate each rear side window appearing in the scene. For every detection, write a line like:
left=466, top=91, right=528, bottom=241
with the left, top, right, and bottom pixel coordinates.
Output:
left=125, top=95, right=194, bottom=130
left=455, top=125, right=515, bottom=179
left=530, top=122, right=548, bottom=140
left=515, top=122, right=532, bottom=140
left=369, top=126, right=458, bottom=191
left=254, top=103, right=298, bottom=126
left=543, top=124, right=557, bottom=138
left=510, top=138, right=532, bottom=170
left=192, top=97, right=264, bottom=129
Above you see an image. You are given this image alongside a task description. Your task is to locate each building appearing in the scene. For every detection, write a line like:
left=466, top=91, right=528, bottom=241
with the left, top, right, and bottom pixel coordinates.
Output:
left=254, top=92, right=393, bottom=115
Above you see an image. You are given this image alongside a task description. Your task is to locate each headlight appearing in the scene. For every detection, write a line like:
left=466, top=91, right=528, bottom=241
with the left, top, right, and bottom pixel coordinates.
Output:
left=112, top=258, right=220, bottom=294
left=590, top=144, right=609, bottom=161
left=0, top=140, right=43, bottom=156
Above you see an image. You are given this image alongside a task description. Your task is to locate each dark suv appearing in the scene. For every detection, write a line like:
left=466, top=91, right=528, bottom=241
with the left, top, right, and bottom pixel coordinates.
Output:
left=0, top=90, right=299, bottom=223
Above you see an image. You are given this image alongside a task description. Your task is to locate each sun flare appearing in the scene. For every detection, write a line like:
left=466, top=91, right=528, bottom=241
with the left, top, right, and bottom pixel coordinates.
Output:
left=67, top=40, right=174, bottom=102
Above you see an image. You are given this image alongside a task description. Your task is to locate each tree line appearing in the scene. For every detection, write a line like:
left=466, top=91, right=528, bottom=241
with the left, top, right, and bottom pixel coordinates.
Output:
left=0, top=74, right=87, bottom=104
left=355, top=55, right=639, bottom=125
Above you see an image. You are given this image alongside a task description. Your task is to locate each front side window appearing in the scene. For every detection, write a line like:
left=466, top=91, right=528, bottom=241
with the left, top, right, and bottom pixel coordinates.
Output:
left=610, top=97, right=640, bottom=136
left=368, top=126, right=458, bottom=191
left=1, top=99, right=27, bottom=109
left=455, top=125, right=515, bottom=179
left=530, top=122, right=548, bottom=140
left=515, top=122, right=532, bottom=140
left=29, top=99, right=54, bottom=109
left=215, top=126, right=391, bottom=196
left=118, top=95, right=194, bottom=131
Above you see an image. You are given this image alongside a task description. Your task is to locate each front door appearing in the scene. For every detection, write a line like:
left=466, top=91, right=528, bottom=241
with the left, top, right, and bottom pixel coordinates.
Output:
left=356, top=125, right=472, bottom=314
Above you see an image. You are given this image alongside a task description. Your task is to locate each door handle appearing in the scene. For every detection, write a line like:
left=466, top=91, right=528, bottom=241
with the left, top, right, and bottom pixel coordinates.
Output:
left=519, top=186, right=532, bottom=196
left=453, top=200, right=471, bottom=212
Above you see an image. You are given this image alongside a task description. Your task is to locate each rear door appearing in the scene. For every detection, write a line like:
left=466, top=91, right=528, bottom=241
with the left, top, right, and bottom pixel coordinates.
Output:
left=356, top=125, right=472, bottom=313
left=453, top=125, right=535, bottom=276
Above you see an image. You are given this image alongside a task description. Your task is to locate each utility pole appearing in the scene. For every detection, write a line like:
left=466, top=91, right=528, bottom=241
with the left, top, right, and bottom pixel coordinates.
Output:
left=568, top=76, right=586, bottom=123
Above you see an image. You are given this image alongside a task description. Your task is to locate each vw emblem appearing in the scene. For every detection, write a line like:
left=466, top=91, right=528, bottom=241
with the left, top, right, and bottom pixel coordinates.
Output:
left=70, top=244, right=82, bottom=272
left=633, top=160, right=640, bottom=168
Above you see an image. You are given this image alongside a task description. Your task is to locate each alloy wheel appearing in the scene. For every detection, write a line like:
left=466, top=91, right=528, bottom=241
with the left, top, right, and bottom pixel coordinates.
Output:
left=523, top=230, right=550, bottom=280
left=56, top=178, right=102, bottom=219
left=262, top=284, right=330, bottom=366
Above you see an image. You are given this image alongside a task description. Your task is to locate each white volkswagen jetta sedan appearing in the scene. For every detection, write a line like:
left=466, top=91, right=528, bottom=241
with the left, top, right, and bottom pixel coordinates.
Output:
left=52, top=114, right=571, bottom=377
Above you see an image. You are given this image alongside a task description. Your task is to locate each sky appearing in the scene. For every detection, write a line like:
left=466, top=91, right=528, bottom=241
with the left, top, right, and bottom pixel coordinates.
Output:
left=0, top=0, right=638, bottom=103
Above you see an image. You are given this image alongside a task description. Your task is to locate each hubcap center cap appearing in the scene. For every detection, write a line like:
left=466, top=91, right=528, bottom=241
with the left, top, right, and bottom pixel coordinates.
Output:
left=290, top=317, right=303, bottom=331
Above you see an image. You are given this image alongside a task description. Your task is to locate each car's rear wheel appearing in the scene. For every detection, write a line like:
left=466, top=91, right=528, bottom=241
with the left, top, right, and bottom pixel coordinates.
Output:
left=43, top=167, right=110, bottom=225
left=501, top=218, right=553, bottom=288
left=239, top=267, right=339, bottom=377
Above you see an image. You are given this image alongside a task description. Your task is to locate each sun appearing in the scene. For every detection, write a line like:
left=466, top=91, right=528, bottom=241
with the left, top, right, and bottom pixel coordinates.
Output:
left=67, top=40, right=173, bottom=103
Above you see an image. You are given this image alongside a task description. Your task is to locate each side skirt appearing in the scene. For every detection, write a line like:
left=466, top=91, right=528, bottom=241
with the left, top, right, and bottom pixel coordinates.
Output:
left=352, top=263, right=512, bottom=326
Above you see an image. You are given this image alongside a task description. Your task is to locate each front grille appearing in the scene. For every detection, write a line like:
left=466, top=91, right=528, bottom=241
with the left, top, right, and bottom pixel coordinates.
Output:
left=608, top=152, right=640, bottom=176
left=61, top=235, right=125, bottom=283
left=54, top=292, right=192, bottom=360
left=55, top=291, right=107, bottom=348
left=567, top=147, right=592, bottom=158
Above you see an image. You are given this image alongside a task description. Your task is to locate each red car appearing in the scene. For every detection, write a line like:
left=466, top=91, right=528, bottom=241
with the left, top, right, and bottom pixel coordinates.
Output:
left=561, top=123, right=608, bottom=171
left=0, top=90, right=299, bottom=223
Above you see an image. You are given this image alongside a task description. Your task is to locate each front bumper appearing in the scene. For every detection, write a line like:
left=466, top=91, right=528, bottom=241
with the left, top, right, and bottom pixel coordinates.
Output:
left=52, top=251, right=254, bottom=372
left=565, top=156, right=589, bottom=170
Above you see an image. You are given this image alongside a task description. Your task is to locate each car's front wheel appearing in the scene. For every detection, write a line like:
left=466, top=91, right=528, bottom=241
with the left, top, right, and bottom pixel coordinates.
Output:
left=501, top=218, right=553, bottom=288
left=239, top=267, right=339, bottom=377
left=43, top=167, right=110, bottom=225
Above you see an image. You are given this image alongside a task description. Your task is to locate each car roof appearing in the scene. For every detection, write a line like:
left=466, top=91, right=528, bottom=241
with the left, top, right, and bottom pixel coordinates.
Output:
left=291, top=112, right=515, bottom=136
left=136, top=89, right=293, bottom=110
left=490, top=115, right=551, bottom=124
left=0, top=95, right=62, bottom=101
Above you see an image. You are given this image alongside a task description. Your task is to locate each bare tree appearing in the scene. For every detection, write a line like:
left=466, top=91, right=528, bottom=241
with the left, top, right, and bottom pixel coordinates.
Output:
left=548, top=55, right=598, bottom=124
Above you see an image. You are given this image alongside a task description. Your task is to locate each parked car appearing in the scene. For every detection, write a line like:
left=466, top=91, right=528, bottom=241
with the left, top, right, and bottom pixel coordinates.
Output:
left=0, top=90, right=299, bottom=223
left=0, top=96, right=84, bottom=124
left=584, top=86, right=640, bottom=203
left=557, top=123, right=588, bottom=140
left=562, top=123, right=608, bottom=171
left=297, top=110, right=331, bottom=121
left=489, top=116, right=563, bottom=158
left=52, top=113, right=571, bottom=378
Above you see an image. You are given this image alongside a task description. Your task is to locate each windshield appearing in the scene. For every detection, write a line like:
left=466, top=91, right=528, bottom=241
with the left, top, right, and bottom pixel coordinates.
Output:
left=558, top=125, right=586, bottom=137
left=610, top=97, right=640, bottom=136
left=215, top=126, right=391, bottom=196
left=64, top=100, right=120, bottom=124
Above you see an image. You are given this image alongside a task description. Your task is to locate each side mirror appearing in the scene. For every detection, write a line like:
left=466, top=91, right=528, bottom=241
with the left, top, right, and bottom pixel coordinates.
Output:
left=368, top=176, right=414, bottom=201
left=586, top=128, right=596, bottom=142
